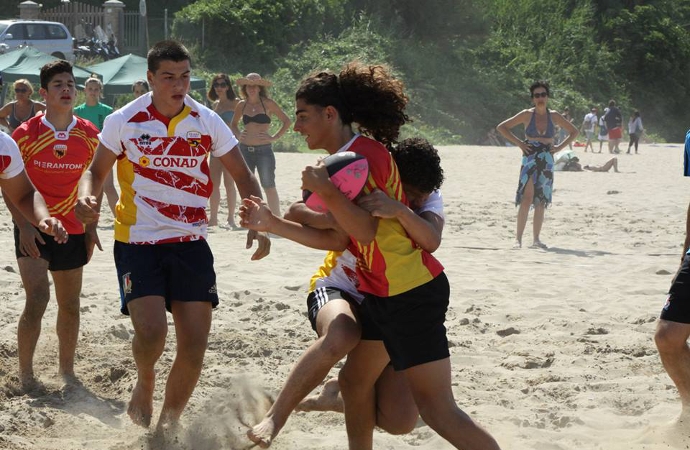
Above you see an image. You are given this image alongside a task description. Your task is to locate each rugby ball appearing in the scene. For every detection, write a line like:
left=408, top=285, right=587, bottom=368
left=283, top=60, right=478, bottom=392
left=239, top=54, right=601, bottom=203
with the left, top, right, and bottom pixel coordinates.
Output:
left=303, top=151, right=369, bottom=213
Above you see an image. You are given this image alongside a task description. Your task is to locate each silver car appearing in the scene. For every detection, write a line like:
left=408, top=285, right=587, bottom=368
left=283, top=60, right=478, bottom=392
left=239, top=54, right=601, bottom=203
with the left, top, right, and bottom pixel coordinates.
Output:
left=0, top=20, right=75, bottom=62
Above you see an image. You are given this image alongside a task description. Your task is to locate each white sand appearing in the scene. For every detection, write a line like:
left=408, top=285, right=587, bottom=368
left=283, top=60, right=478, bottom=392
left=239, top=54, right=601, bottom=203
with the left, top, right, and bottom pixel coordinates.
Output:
left=0, top=143, right=687, bottom=449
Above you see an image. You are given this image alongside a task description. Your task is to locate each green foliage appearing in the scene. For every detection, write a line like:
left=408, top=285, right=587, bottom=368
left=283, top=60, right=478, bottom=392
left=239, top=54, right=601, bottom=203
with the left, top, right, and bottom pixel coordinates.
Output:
left=171, top=0, right=347, bottom=75
left=18, top=0, right=690, bottom=144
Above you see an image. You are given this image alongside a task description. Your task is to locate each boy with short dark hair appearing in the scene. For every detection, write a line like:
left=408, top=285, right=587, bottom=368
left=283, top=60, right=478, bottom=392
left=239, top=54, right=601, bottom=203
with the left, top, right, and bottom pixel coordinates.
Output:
left=75, top=40, right=269, bottom=431
left=6, top=59, right=100, bottom=390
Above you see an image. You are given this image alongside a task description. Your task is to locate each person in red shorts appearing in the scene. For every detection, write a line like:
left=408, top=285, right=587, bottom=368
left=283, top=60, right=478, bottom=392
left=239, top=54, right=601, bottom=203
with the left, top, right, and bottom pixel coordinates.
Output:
left=4, top=60, right=100, bottom=391
left=604, top=99, right=623, bottom=154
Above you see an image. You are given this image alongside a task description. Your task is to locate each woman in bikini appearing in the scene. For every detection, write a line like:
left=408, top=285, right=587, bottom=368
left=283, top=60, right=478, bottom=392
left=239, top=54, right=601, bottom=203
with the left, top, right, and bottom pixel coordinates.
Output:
left=207, top=73, right=241, bottom=228
left=230, top=73, right=291, bottom=216
left=496, top=80, right=578, bottom=249
left=0, top=79, right=45, bottom=134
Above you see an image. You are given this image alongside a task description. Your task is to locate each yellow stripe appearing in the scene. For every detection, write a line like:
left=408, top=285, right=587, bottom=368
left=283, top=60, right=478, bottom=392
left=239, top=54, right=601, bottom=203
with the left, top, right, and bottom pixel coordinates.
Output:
left=114, top=156, right=137, bottom=243
left=168, top=106, right=191, bottom=137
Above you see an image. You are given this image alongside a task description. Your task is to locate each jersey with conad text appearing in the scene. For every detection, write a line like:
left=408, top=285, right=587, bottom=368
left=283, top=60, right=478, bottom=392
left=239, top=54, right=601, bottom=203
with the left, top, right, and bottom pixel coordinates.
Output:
left=13, top=115, right=98, bottom=234
left=99, top=93, right=238, bottom=244
left=0, top=132, right=25, bottom=180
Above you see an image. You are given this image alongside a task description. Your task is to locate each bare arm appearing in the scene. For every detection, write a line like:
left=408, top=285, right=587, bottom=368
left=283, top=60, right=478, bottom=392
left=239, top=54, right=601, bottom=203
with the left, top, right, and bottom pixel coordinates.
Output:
left=0, top=103, right=12, bottom=130
left=240, top=196, right=349, bottom=251
left=230, top=101, right=244, bottom=139
left=284, top=201, right=338, bottom=229
left=302, top=163, right=378, bottom=245
left=267, top=99, right=291, bottom=142
left=496, top=110, right=531, bottom=155
left=75, top=143, right=114, bottom=225
left=218, top=147, right=271, bottom=260
left=357, top=189, right=444, bottom=252
left=1, top=172, right=68, bottom=245
left=552, top=112, right=580, bottom=152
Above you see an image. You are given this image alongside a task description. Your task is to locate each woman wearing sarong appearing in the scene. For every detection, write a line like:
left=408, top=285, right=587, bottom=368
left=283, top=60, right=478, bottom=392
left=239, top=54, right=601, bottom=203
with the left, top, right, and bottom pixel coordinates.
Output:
left=496, top=80, right=578, bottom=249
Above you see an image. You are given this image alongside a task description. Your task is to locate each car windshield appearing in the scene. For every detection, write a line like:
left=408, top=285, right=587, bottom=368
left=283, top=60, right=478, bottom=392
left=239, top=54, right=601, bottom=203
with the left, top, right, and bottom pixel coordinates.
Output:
left=0, top=23, right=9, bottom=35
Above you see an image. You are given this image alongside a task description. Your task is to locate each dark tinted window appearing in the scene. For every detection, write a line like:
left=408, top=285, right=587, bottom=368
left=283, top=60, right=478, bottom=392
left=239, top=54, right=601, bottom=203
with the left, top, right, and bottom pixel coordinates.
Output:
left=25, top=24, right=47, bottom=40
left=46, top=24, right=68, bottom=39
left=5, top=24, right=25, bottom=40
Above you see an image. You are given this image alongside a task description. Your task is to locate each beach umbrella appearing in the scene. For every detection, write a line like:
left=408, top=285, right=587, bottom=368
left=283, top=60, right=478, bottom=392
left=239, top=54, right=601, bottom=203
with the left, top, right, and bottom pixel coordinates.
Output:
left=86, top=53, right=206, bottom=104
left=0, top=46, right=96, bottom=103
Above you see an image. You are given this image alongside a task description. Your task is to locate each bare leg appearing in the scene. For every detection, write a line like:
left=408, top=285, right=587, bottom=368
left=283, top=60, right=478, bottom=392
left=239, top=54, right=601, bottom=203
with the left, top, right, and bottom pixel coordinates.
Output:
left=264, top=187, right=281, bottom=217
left=16, top=257, right=50, bottom=389
left=655, top=320, right=690, bottom=416
left=208, top=156, right=223, bottom=227
left=339, top=340, right=390, bottom=450
left=299, top=365, right=418, bottom=435
left=515, top=178, right=535, bottom=248
left=126, top=296, right=168, bottom=427
left=221, top=166, right=238, bottom=227
left=532, top=203, right=546, bottom=247
left=248, top=300, right=360, bottom=448
left=157, top=301, right=212, bottom=430
left=51, top=267, right=84, bottom=382
left=405, top=358, right=501, bottom=450
left=103, top=169, right=119, bottom=216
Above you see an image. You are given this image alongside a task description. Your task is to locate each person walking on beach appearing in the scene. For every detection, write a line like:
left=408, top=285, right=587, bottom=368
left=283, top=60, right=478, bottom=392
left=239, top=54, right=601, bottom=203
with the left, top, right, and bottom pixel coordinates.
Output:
left=242, top=137, right=446, bottom=448
left=604, top=100, right=623, bottom=154
left=627, top=110, right=643, bottom=154
left=654, top=129, right=690, bottom=423
left=581, top=107, right=598, bottom=152
left=597, top=108, right=609, bottom=153
left=75, top=40, right=270, bottom=431
left=5, top=60, right=100, bottom=391
left=207, top=73, right=240, bottom=229
left=496, top=80, right=578, bottom=249
left=230, top=73, right=291, bottom=216
left=74, top=75, right=118, bottom=216
left=293, top=62, right=500, bottom=450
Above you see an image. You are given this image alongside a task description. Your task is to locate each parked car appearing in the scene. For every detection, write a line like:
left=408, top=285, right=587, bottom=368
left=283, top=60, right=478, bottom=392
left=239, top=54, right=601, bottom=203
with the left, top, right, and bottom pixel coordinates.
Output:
left=0, top=20, right=75, bottom=62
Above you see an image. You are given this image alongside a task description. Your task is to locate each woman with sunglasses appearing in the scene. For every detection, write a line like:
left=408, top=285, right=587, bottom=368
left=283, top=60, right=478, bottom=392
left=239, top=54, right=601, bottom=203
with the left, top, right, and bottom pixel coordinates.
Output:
left=207, top=73, right=241, bottom=228
left=496, top=80, right=578, bottom=249
left=0, top=79, right=46, bottom=134
left=230, top=73, right=291, bottom=216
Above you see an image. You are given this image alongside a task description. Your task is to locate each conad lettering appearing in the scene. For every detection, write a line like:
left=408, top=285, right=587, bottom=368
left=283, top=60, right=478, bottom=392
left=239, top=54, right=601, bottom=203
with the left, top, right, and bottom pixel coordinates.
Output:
left=151, top=157, right=199, bottom=168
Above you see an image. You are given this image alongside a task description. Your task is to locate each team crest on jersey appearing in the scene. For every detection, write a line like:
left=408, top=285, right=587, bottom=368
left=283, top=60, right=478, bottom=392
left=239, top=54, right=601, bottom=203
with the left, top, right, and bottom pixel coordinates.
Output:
left=138, top=133, right=152, bottom=148
left=122, top=272, right=133, bottom=294
left=55, top=131, right=69, bottom=140
left=139, top=155, right=151, bottom=167
left=53, top=144, right=67, bottom=159
left=187, top=131, right=202, bottom=148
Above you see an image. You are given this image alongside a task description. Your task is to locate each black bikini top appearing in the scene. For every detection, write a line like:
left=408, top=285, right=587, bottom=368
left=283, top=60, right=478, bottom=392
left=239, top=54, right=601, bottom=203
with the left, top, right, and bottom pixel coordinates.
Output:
left=242, top=98, right=271, bottom=125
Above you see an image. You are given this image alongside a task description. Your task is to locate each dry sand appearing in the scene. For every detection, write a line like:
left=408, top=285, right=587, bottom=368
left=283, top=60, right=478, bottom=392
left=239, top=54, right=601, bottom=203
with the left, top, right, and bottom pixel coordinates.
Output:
left=0, top=143, right=688, bottom=449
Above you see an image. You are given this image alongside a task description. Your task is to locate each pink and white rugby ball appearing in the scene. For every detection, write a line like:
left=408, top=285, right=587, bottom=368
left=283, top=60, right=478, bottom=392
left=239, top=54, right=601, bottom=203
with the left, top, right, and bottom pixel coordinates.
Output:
left=303, top=151, right=369, bottom=213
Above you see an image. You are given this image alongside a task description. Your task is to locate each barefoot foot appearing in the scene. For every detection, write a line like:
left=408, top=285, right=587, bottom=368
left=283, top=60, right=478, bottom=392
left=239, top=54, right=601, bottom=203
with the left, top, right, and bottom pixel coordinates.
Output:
left=247, top=417, right=279, bottom=449
left=128, top=379, right=154, bottom=427
left=296, top=378, right=343, bottom=413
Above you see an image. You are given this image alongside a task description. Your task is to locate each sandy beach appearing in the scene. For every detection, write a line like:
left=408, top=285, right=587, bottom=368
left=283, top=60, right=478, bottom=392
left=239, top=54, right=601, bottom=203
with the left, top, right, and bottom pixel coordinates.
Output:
left=0, top=143, right=688, bottom=449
